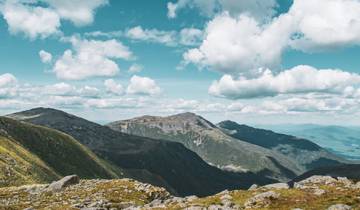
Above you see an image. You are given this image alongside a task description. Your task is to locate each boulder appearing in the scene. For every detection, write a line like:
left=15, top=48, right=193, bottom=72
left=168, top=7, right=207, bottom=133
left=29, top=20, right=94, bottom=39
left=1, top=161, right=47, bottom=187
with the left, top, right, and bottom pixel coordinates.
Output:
left=244, top=191, right=280, bottom=209
left=47, top=175, right=80, bottom=192
left=248, top=184, right=258, bottom=190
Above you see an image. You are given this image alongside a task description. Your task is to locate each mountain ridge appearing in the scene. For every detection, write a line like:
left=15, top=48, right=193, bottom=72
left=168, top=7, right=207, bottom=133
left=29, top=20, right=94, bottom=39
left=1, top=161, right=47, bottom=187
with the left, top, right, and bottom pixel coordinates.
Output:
left=7, top=108, right=274, bottom=196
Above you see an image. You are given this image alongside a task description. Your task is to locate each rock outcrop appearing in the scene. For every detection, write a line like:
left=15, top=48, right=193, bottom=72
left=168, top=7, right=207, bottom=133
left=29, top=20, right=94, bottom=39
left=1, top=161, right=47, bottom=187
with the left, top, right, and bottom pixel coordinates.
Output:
left=1, top=175, right=360, bottom=209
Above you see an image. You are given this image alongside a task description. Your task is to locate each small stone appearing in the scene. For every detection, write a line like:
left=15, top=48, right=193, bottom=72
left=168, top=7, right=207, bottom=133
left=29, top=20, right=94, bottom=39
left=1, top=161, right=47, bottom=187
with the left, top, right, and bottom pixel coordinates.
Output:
left=327, top=204, right=352, bottom=210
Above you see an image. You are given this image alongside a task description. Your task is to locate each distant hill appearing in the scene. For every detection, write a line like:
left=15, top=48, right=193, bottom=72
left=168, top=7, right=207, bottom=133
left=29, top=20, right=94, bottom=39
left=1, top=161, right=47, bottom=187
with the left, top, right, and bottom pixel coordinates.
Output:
left=108, top=113, right=312, bottom=182
left=7, top=108, right=274, bottom=196
left=0, top=117, right=119, bottom=187
left=258, top=124, right=360, bottom=160
left=217, top=120, right=346, bottom=171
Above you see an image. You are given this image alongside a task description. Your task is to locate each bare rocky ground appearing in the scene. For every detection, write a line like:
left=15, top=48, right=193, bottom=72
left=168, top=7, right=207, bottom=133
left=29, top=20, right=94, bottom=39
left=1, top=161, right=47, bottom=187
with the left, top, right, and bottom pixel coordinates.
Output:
left=0, top=175, right=360, bottom=210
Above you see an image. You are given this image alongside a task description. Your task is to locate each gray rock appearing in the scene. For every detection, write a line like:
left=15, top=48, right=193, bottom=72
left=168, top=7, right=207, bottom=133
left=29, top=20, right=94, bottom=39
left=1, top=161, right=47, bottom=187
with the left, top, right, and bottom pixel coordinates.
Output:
left=244, top=191, right=280, bottom=208
left=248, top=184, right=258, bottom=190
left=47, top=175, right=80, bottom=192
left=327, top=204, right=352, bottom=210
left=299, top=176, right=337, bottom=185
left=262, top=183, right=289, bottom=190
left=313, top=188, right=326, bottom=196
left=185, top=195, right=198, bottom=202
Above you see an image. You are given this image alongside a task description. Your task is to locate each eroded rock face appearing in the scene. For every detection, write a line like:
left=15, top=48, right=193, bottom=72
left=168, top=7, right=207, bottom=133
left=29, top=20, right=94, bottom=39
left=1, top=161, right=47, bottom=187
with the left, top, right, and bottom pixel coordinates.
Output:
left=47, top=175, right=80, bottom=192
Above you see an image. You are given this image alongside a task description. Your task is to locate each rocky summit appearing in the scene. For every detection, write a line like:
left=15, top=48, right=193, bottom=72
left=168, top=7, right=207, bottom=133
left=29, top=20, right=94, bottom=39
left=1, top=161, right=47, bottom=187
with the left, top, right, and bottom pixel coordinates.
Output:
left=1, top=175, right=360, bottom=209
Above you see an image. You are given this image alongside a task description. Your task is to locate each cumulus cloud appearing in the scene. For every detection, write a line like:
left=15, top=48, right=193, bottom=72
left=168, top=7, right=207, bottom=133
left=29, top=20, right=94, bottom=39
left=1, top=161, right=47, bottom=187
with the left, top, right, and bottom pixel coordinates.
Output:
left=44, top=0, right=108, bottom=26
left=128, top=64, right=143, bottom=74
left=209, top=65, right=360, bottom=99
left=184, top=13, right=293, bottom=76
left=53, top=36, right=133, bottom=80
left=86, top=26, right=203, bottom=47
left=167, top=0, right=217, bottom=19
left=167, top=0, right=278, bottom=21
left=126, top=26, right=177, bottom=46
left=104, top=79, right=124, bottom=95
left=179, top=28, right=203, bottom=46
left=1, top=1, right=61, bottom=39
left=185, top=0, right=360, bottom=75
left=0, top=73, right=18, bottom=98
left=126, top=75, right=161, bottom=95
left=289, top=0, right=360, bottom=52
left=0, top=0, right=106, bottom=39
left=39, top=50, right=53, bottom=63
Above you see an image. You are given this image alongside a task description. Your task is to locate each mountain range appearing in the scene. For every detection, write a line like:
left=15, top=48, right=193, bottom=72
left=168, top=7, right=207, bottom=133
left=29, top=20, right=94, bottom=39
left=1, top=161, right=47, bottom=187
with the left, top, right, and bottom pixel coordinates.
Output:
left=108, top=113, right=346, bottom=181
left=1, top=107, right=356, bottom=198
left=6, top=108, right=273, bottom=196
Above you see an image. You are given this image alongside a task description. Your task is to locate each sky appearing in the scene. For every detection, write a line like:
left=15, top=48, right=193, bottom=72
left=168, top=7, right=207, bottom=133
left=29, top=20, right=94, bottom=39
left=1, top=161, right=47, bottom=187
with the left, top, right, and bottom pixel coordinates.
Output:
left=1, top=0, right=360, bottom=125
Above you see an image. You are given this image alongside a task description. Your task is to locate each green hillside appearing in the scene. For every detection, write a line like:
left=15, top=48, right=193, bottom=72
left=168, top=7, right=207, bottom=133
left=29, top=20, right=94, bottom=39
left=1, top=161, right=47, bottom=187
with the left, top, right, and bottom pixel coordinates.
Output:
left=0, top=117, right=120, bottom=187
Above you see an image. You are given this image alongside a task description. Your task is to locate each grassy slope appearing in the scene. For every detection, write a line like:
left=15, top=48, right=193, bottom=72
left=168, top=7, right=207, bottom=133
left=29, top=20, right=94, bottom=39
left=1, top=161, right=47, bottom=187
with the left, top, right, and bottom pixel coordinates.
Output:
left=0, top=117, right=121, bottom=183
left=0, top=136, right=60, bottom=187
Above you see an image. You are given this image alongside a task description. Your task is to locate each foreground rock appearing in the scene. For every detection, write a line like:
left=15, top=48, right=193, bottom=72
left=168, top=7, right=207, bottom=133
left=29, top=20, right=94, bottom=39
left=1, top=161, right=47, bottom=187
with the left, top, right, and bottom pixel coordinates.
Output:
left=47, top=175, right=80, bottom=192
left=0, top=175, right=360, bottom=209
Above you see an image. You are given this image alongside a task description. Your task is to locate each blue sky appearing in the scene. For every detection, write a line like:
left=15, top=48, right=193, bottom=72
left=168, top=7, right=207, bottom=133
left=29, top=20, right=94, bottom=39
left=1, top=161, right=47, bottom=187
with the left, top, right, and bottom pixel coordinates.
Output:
left=1, top=0, right=360, bottom=125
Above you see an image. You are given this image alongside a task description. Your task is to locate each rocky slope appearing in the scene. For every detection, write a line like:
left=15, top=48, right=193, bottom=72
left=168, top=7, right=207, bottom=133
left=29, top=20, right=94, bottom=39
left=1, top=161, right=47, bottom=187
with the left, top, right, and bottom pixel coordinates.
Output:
left=0, top=117, right=119, bottom=188
left=7, top=108, right=274, bottom=196
left=1, top=174, right=359, bottom=209
left=217, top=120, right=346, bottom=174
left=108, top=113, right=319, bottom=181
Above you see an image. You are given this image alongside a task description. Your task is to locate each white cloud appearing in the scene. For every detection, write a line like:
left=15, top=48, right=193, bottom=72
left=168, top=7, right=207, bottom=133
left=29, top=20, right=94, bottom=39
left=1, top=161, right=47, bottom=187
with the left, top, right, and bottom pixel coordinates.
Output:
left=167, top=0, right=277, bottom=21
left=0, top=0, right=106, bottom=39
left=104, top=79, right=124, bottom=95
left=184, top=13, right=293, bottom=77
left=209, top=65, right=360, bottom=99
left=128, top=64, right=143, bottom=74
left=0, top=73, right=17, bottom=98
left=44, top=0, right=108, bottom=26
left=289, top=0, right=360, bottom=52
left=219, top=0, right=278, bottom=22
left=1, top=1, right=61, bottom=39
left=0, top=73, right=17, bottom=87
left=179, top=28, right=203, bottom=46
left=126, top=26, right=177, bottom=46
left=39, top=50, right=53, bottom=63
left=126, top=75, right=161, bottom=95
left=53, top=37, right=133, bottom=80
left=184, top=0, right=360, bottom=75
left=45, top=82, right=75, bottom=96
left=167, top=0, right=218, bottom=19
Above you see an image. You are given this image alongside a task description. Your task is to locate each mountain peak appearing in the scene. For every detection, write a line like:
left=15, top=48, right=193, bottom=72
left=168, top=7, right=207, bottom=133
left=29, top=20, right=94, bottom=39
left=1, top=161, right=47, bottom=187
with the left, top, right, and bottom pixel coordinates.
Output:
left=7, top=107, right=72, bottom=121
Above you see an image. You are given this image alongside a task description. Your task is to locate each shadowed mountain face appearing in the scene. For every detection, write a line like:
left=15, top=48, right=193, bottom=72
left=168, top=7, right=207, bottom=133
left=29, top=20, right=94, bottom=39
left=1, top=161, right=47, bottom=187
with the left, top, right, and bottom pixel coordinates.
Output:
left=0, top=117, right=119, bottom=187
left=217, top=120, right=346, bottom=174
left=7, top=108, right=274, bottom=196
left=108, top=113, right=304, bottom=181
